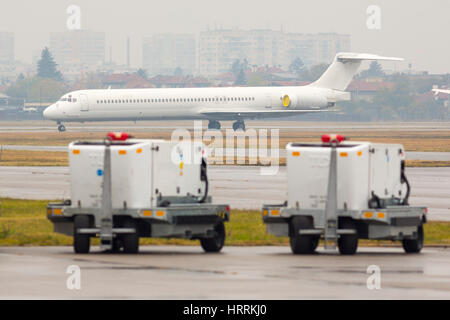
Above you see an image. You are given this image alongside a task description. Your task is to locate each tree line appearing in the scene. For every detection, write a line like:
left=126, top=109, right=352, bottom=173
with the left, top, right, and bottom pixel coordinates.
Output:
left=3, top=50, right=449, bottom=121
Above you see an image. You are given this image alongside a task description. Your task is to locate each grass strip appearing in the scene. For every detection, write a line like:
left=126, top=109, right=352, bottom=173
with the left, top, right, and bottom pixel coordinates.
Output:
left=0, top=198, right=449, bottom=247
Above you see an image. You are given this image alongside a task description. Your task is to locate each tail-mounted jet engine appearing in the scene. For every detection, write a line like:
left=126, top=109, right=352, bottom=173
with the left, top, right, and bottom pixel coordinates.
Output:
left=282, top=93, right=328, bottom=109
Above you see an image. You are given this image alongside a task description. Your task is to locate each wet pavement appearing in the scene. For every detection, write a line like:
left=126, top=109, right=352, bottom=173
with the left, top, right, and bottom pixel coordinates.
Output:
left=0, top=165, right=449, bottom=221
left=0, top=246, right=449, bottom=299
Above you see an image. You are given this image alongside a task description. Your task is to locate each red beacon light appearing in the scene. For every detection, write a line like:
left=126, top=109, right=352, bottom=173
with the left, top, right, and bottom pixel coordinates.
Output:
left=321, top=134, right=345, bottom=145
left=107, top=132, right=133, bottom=141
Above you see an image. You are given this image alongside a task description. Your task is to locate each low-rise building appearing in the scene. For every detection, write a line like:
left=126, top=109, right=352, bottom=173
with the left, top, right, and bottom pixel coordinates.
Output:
left=347, top=79, right=395, bottom=101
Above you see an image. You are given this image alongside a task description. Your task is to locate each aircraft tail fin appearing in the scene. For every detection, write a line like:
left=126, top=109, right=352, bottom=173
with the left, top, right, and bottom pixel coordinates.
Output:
left=308, top=53, right=403, bottom=91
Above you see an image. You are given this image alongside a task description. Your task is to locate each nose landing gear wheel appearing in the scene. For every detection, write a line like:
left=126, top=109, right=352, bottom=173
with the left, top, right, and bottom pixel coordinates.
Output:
left=58, top=124, right=66, bottom=132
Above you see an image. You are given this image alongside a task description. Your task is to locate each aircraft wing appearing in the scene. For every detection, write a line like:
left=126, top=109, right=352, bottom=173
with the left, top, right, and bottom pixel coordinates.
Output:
left=199, top=108, right=337, bottom=119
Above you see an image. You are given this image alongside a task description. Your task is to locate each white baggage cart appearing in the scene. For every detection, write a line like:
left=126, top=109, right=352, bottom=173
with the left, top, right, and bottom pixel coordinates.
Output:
left=262, top=134, right=426, bottom=255
left=47, top=133, right=230, bottom=254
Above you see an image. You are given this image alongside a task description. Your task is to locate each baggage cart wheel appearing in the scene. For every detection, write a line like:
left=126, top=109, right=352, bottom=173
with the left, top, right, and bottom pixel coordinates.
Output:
left=337, top=220, right=358, bottom=255
left=312, top=236, right=319, bottom=251
left=73, top=215, right=91, bottom=254
left=111, top=238, right=122, bottom=253
left=200, top=221, right=225, bottom=253
left=122, top=219, right=139, bottom=254
left=289, top=216, right=318, bottom=254
left=402, top=224, right=424, bottom=254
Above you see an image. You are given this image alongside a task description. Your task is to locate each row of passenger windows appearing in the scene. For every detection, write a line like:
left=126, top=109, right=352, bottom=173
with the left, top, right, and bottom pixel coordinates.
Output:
left=96, top=97, right=256, bottom=104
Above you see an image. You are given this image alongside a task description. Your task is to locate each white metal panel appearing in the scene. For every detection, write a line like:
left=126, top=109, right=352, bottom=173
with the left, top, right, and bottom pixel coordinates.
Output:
left=109, top=142, right=151, bottom=209
left=369, top=143, right=404, bottom=200
left=286, top=141, right=405, bottom=211
left=152, top=141, right=205, bottom=201
left=69, top=144, right=103, bottom=208
left=69, top=141, right=153, bottom=209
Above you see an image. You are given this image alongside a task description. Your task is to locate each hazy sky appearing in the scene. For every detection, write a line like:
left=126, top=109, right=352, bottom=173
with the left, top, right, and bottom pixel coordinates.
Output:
left=1, top=0, right=449, bottom=73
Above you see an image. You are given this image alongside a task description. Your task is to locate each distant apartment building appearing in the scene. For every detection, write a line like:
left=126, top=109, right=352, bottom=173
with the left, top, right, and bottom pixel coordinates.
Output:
left=198, top=29, right=350, bottom=76
left=199, top=29, right=286, bottom=76
left=286, top=33, right=351, bottom=67
left=142, top=34, right=196, bottom=76
left=0, top=32, right=14, bottom=65
left=0, top=32, right=16, bottom=82
left=49, top=30, right=105, bottom=75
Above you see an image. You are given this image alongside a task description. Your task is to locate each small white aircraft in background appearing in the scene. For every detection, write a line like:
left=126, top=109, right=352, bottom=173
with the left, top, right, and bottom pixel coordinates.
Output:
left=44, top=52, right=403, bottom=132
left=433, top=88, right=450, bottom=95
left=22, top=107, right=38, bottom=113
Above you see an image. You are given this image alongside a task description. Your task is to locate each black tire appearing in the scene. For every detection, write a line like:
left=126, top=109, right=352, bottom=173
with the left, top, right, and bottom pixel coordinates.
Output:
left=111, top=238, right=122, bottom=253
left=73, top=215, right=91, bottom=254
left=312, top=236, right=320, bottom=251
left=122, top=219, right=139, bottom=254
left=402, top=224, right=424, bottom=254
left=337, top=220, right=358, bottom=255
left=289, top=216, right=318, bottom=254
left=208, top=120, right=221, bottom=130
left=200, top=221, right=225, bottom=253
left=232, top=121, right=245, bottom=132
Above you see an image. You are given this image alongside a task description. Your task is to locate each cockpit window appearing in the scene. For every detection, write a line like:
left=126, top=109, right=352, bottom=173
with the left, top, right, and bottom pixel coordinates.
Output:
left=59, top=96, right=77, bottom=102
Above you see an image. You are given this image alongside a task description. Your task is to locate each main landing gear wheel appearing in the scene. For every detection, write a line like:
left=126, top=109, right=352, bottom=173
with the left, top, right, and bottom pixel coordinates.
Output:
left=58, top=124, right=66, bottom=132
left=208, top=120, right=221, bottom=130
left=232, top=121, right=245, bottom=131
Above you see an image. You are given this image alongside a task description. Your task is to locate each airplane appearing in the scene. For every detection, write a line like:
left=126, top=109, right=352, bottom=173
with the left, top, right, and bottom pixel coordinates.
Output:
left=432, top=88, right=450, bottom=95
left=44, top=52, right=403, bottom=132
left=22, top=107, right=38, bottom=113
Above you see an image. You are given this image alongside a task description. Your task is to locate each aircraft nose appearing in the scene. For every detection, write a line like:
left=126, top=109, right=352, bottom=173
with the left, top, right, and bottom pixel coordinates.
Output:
left=43, top=104, right=56, bottom=119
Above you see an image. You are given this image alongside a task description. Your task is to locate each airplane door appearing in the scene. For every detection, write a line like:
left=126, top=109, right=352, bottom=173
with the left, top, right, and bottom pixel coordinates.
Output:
left=265, top=94, right=272, bottom=109
left=80, top=94, right=89, bottom=112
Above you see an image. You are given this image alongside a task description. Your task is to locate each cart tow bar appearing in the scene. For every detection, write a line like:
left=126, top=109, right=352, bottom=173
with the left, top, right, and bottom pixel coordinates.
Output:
left=323, top=134, right=342, bottom=250
left=100, top=138, right=113, bottom=251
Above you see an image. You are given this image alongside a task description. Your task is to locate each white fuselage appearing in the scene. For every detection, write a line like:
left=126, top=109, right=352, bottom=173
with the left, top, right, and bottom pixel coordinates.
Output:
left=43, top=85, right=342, bottom=123
left=44, top=52, right=403, bottom=125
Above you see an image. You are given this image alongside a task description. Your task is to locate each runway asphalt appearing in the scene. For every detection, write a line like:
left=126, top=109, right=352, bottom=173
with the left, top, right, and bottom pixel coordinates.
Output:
left=1, top=120, right=450, bottom=132
left=0, top=165, right=449, bottom=221
left=0, top=246, right=449, bottom=299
